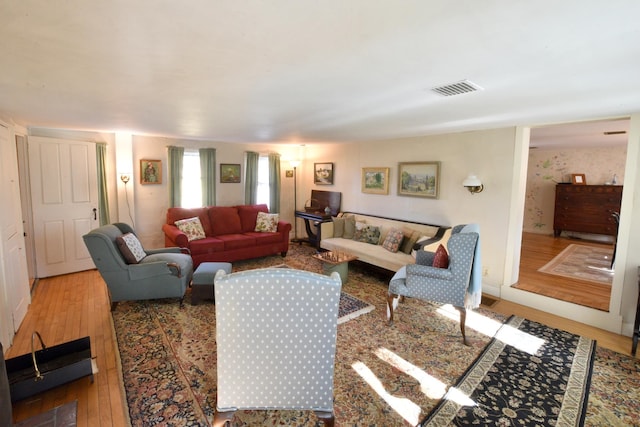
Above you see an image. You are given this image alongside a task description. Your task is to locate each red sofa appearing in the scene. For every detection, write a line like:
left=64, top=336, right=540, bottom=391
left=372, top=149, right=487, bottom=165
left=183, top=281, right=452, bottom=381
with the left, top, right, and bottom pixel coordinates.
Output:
left=163, top=204, right=291, bottom=268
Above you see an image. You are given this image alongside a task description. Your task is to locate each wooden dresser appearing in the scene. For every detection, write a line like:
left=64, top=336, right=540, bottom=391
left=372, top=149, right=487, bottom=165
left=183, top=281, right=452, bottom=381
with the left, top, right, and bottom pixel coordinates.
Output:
left=553, top=184, right=622, bottom=237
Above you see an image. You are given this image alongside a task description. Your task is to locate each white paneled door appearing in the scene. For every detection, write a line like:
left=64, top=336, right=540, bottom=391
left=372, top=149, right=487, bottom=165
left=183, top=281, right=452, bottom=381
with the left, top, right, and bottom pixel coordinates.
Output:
left=29, top=136, right=98, bottom=277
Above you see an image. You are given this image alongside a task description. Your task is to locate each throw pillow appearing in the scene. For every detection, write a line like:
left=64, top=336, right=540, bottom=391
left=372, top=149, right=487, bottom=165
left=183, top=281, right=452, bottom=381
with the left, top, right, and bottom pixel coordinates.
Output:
left=332, top=217, right=345, bottom=237
left=400, top=229, right=421, bottom=254
left=116, top=232, right=147, bottom=264
left=255, top=212, right=279, bottom=232
left=174, top=216, right=206, bottom=241
left=343, top=215, right=356, bottom=239
left=382, top=228, right=404, bottom=253
left=354, top=224, right=381, bottom=245
left=432, top=244, right=449, bottom=268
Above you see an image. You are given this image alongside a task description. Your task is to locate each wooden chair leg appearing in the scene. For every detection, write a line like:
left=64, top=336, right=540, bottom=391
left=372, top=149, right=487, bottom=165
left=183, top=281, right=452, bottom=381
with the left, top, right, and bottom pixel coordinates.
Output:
left=387, top=294, right=397, bottom=324
left=314, top=410, right=335, bottom=427
left=110, top=301, right=118, bottom=311
left=455, top=306, right=468, bottom=346
left=213, top=410, right=236, bottom=427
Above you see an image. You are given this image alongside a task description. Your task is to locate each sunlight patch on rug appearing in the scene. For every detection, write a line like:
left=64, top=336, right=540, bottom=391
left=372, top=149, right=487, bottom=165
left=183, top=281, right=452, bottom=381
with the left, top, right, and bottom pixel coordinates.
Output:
left=537, top=244, right=614, bottom=284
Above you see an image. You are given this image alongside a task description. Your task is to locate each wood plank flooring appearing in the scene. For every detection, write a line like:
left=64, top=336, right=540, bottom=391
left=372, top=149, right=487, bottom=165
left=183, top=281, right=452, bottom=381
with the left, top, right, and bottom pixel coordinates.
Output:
left=5, top=234, right=634, bottom=425
left=515, top=232, right=612, bottom=311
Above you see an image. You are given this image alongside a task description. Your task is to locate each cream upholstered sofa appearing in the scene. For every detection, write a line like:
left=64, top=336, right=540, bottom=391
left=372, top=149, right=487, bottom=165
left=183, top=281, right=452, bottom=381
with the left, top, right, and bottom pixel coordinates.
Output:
left=319, top=212, right=450, bottom=272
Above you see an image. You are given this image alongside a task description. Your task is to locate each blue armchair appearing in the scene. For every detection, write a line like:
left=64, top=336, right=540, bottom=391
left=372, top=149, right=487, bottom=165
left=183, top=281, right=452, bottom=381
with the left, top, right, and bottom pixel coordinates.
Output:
left=83, top=223, right=193, bottom=310
left=387, top=224, right=481, bottom=345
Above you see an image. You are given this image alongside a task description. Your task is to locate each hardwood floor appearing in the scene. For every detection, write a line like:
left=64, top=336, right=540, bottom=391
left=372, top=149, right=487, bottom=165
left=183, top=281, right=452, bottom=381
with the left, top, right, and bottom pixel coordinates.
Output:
left=5, top=236, right=634, bottom=425
left=515, top=232, right=612, bottom=311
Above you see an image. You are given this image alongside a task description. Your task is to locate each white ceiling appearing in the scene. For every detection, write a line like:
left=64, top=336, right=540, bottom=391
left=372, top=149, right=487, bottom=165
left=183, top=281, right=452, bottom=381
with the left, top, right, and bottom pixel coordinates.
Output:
left=1, top=1, right=639, bottom=146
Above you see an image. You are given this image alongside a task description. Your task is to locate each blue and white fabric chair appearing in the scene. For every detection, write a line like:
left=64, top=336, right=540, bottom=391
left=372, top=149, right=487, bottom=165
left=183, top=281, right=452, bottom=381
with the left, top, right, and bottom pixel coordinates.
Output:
left=213, top=267, right=342, bottom=427
left=388, top=224, right=481, bottom=345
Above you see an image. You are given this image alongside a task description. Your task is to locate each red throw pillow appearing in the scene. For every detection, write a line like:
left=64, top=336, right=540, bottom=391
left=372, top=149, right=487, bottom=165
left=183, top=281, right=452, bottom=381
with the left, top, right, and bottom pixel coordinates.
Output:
left=432, top=244, right=449, bottom=268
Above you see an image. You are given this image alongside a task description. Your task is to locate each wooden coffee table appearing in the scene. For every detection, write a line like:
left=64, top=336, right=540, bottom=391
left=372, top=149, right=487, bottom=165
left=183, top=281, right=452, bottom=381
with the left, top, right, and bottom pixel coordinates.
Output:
left=312, top=251, right=357, bottom=283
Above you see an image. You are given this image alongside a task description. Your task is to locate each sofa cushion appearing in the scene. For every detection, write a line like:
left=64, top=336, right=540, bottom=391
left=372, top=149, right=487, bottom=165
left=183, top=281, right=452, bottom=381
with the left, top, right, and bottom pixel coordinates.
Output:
left=188, top=237, right=225, bottom=255
left=382, top=228, right=404, bottom=253
left=210, top=207, right=242, bottom=236
left=237, top=204, right=269, bottom=232
left=255, top=212, right=279, bottom=232
left=217, top=234, right=256, bottom=250
left=166, top=207, right=213, bottom=236
left=116, top=233, right=147, bottom=264
left=400, top=229, right=421, bottom=254
left=432, top=244, right=449, bottom=268
left=174, top=216, right=206, bottom=241
left=343, top=215, right=356, bottom=239
left=354, top=224, right=381, bottom=245
left=332, top=217, right=345, bottom=237
left=247, top=231, right=283, bottom=245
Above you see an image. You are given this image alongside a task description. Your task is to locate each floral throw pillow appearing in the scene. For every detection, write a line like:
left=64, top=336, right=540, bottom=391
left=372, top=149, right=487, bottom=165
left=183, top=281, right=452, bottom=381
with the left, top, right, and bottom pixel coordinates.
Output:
left=432, top=244, right=449, bottom=268
left=382, top=228, right=404, bottom=253
left=255, top=212, right=279, bottom=232
left=116, top=232, right=147, bottom=264
left=353, top=224, right=381, bottom=245
left=175, top=217, right=206, bottom=241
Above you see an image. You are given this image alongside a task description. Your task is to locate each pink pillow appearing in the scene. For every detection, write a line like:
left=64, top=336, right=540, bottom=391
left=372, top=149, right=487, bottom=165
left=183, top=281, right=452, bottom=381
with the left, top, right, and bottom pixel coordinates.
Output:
left=432, top=244, right=449, bottom=268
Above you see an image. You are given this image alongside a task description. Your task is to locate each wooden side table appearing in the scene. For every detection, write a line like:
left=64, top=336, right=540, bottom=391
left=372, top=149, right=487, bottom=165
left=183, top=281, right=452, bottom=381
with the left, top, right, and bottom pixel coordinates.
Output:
left=632, top=267, right=640, bottom=356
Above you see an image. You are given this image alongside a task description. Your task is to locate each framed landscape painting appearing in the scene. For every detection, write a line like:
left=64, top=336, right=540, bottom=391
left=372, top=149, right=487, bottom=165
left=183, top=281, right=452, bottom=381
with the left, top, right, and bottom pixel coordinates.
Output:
left=398, top=161, right=440, bottom=198
left=361, top=167, right=390, bottom=194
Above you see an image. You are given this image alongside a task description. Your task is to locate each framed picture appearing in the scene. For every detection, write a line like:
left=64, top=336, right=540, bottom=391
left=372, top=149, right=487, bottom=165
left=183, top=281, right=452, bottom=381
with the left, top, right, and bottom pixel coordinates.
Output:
left=285, top=170, right=294, bottom=178
left=571, top=173, right=586, bottom=185
left=140, top=159, right=162, bottom=184
left=220, top=164, right=241, bottom=183
left=361, top=167, right=390, bottom=195
left=398, top=161, right=440, bottom=198
left=314, top=162, right=334, bottom=185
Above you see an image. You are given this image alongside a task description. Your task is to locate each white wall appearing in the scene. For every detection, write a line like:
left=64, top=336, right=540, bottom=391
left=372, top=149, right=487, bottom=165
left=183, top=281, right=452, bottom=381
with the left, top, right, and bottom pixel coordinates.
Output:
left=299, top=128, right=517, bottom=292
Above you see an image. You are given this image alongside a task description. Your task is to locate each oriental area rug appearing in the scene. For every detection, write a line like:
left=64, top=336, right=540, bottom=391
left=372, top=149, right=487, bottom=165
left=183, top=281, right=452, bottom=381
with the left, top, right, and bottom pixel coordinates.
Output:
left=421, top=316, right=596, bottom=426
left=112, top=244, right=639, bottom=426
left=538, top=244, right=614, bottom=285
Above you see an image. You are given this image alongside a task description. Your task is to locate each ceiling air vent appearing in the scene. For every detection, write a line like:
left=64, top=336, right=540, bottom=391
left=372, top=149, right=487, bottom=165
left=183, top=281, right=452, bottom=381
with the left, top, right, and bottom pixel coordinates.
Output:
left=431, top=79, right=483, bottom=97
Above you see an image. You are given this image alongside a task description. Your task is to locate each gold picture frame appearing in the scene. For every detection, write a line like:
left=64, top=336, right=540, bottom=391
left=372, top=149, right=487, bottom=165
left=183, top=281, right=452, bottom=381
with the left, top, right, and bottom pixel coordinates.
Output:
left=220, top=164, right=241, bottom=183
left=398, top=161, right=440, bottom=198
left=361, top=167, right=390, bottom=194
left=140, top=159, right=162, bottom=184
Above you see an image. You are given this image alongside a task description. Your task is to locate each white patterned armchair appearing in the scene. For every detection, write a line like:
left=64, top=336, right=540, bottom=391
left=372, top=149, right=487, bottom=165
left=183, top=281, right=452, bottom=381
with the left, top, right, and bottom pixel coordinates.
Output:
left=387, top=224, right=481, bottom=345
left=213, top=267, right=342, bottom=427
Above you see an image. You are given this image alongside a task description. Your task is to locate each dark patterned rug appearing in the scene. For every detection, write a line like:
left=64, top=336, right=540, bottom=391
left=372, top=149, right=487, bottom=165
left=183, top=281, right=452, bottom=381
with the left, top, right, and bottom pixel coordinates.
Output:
left=421, top=315, right=596, bottom=426
left=112, top=244, right=639, bottom=426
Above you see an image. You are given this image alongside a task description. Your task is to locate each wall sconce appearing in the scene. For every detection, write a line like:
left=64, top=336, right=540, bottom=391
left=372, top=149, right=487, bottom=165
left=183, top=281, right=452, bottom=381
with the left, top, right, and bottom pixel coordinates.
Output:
left=462, top=174, right=483, bottom=194
left=120, top=174, right=131, bottom=184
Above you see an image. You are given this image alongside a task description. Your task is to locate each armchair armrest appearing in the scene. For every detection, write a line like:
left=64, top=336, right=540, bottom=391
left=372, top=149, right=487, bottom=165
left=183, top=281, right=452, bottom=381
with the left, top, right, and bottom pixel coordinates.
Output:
left=406, top=263, right=453, bottom=281
left=127, top=261, right=176, bottom=281
left=146, top=247, right=191, bottom=255
left=415, top=250, right=436, bottom=266
left=162, top=223, right=189, bottom=248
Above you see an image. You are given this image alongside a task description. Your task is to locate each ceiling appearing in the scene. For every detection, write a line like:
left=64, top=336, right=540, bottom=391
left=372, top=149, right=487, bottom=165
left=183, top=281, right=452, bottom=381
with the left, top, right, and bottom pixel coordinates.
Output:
left=1, top=1, right=639, bottom=145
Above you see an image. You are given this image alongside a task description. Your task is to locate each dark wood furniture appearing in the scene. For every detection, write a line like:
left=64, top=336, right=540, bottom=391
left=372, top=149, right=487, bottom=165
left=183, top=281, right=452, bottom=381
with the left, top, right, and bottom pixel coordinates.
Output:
left=294, top=190, right=341, bottom=248
left=553, top=184, right=622, bottom=237
left=294, top=210, right=333, bottom=249
left=632, top=267, right=640, bottom=356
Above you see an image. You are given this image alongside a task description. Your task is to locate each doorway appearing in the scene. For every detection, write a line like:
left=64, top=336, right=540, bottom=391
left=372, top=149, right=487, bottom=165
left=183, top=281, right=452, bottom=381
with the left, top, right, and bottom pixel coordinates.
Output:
left=15, top=134, right=37, bottom=288
left=517, top=118, right=629, bottom=311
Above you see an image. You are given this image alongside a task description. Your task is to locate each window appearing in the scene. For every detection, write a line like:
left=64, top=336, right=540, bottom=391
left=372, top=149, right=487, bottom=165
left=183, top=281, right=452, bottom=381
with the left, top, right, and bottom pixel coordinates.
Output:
left=182, top=150, right=202, bottom=208
left=257, top=155, right=270, bottom=208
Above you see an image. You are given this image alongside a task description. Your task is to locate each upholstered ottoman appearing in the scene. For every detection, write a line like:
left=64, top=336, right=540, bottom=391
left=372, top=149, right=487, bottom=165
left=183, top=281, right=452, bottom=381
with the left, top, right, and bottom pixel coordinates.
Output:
left=191, top=262, right=232, bottom=305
